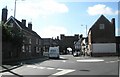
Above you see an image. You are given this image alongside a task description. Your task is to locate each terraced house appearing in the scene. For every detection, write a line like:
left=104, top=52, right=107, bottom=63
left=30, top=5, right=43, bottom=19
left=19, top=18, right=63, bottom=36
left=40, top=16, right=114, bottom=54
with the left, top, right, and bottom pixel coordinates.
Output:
left=2, top=7, right=43, bottom=63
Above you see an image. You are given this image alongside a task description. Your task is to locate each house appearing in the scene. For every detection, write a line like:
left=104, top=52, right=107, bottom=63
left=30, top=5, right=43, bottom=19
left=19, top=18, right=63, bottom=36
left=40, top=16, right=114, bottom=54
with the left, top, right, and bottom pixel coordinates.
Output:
left=88, top=15, right=116, bottom=56
left=74, top=35, right=87, bottom=56
left=2, top=7, right=43, bottom=63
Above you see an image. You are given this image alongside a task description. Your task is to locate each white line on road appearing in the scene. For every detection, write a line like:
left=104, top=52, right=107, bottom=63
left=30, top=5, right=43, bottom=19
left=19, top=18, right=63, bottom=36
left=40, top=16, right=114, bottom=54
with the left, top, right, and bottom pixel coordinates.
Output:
left=106, top=60, right=119, bottom=63
left=47, top=67, right=55, bottom=70
left=62, top=60, right=66, bottom=62
left=60, top=57, right=66, bottom=59
left=77, top=59, right=104, bottom=62
left=26, top=65, right=46, bottom=69
left=52, top=68, right=75, bottom=76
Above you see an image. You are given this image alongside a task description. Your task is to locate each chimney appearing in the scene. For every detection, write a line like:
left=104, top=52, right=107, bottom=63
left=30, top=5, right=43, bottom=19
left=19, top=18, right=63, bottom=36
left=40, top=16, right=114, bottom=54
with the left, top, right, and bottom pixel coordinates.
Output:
left=1, top=6, right=8, bottom=24
left=111, top=18, right=115, bottom=36
left=57, top=36, right=59, bottom=40
left=111, top=18, right=115, bottom=26
left=60, top=34, right=65, bottom=40
left=22, top=19, right=26, bottom=27
left=28, top=22, right=32, bottom=30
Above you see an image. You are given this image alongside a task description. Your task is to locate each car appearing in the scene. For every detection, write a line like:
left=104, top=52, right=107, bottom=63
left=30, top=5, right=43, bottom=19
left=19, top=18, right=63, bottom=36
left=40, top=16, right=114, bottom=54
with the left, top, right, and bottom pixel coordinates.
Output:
left=73, top=51, right=81, bottom=57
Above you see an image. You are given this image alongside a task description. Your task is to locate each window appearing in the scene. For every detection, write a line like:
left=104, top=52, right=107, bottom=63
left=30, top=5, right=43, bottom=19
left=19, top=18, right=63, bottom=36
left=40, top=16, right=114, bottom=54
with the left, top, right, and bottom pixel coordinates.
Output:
left=36, top=39, right=39, bottom=44
left=99, top=24, right=105, bottom=30
left=29, top=38, right=31, bottom=44
left=22, top=45, right=25, bottom=52
left=36, top=47, right=39, bottom=53
left=39, top=39, right=41, bottom=45
left=26, top=45, right=29, bottom=51
left=39, top=47, right=41, bottom=52
left=29, top=45, right=31, bottom=52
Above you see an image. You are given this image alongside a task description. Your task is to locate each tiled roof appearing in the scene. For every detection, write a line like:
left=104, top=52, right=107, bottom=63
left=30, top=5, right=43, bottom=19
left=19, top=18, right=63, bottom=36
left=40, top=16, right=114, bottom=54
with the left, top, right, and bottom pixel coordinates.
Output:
left=6, top=16, right=41, bottom=38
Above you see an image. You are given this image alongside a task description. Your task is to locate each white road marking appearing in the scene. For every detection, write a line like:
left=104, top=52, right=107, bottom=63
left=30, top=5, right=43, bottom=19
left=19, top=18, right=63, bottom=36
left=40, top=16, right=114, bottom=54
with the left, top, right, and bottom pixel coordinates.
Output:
left=77, top=59, right=104, bottom=62
left=106, top=60, right=119, bottom=63
left=52, top=68, right=75, bottom=76
left=47, top=67, right=55, bottom=70
left=62, top=60, right=66, bottom=62
left=38, top=67, right=46, bottom=69
left=26, top=65, right=46, bottom=69
left=60, top=57, right=65, bottom=59
left=27, top=65, right=75, bottom=76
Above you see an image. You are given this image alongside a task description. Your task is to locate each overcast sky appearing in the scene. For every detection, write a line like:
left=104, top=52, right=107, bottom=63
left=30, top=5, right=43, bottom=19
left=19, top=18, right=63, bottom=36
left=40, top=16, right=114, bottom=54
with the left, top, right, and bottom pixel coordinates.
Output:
left=0, top=0, right=119, bottom=38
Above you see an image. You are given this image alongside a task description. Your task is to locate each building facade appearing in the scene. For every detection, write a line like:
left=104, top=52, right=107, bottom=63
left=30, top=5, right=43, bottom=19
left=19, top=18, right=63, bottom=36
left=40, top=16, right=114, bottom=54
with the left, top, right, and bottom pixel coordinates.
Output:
left=2, top=7, right=43, bottom=63
left=88, top=15, right=116, bottom=56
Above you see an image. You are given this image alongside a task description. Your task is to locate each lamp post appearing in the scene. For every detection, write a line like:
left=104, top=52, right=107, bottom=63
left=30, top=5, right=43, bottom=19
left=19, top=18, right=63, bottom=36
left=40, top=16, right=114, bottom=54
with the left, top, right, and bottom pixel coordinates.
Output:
left=14, top=0, right=17, bottom=18
left=81, top=25, right=87, bottom=37
left=14, top=0, right=25, bottom=18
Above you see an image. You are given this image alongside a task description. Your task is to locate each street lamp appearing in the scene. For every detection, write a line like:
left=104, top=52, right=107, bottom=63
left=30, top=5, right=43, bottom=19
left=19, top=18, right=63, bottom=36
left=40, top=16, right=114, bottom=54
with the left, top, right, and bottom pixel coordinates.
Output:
left=81, top=25, right=87, bottom=37
left=14, top=0, right=17, bottom=18
left=14, top=0, right=25, bottom=18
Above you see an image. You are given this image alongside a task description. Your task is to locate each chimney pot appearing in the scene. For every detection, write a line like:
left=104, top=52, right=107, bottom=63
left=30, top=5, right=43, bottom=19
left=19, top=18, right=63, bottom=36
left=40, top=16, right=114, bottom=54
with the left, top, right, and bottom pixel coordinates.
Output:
left=22, top=19, right=26, bottom=27
left=28, top=22, right=32, bottom=30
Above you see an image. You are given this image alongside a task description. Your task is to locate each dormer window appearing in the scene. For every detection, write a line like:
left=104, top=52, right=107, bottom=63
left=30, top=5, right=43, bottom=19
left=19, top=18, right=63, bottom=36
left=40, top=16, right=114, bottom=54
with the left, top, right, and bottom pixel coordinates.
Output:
left=99, top=24, right=105, bottom=30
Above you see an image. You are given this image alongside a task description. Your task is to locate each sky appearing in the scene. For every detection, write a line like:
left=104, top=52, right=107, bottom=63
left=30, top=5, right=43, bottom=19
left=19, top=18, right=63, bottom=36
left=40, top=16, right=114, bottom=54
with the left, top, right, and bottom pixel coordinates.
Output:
left=0, top=0, right=119, bottom=38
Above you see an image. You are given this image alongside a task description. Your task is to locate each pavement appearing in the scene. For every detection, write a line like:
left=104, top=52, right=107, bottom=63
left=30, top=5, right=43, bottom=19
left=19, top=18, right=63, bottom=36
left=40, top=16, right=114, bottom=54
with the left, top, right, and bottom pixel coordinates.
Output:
left=0, top=56, right=49, bottom=73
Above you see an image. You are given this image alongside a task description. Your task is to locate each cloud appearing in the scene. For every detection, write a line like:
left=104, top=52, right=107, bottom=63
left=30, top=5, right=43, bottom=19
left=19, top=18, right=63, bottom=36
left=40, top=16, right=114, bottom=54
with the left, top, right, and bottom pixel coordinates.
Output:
left=87, top=4, right=119, bottom=16
left=16, top=0, right=68, bottom=19
left=39, top=26, right=68, bottom=38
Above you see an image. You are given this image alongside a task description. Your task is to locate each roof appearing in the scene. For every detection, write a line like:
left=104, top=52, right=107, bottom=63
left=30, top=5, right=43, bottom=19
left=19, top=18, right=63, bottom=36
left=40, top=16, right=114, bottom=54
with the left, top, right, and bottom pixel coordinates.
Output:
left=4, top=16, right=41, bottom=38
left=90, top=15, right=111, bottom=30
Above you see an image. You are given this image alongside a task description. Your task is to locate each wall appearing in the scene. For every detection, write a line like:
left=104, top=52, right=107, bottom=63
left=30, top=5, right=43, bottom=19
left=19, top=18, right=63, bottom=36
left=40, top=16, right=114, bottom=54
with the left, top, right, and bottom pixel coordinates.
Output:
left=92, top=43, right=116, bottom=53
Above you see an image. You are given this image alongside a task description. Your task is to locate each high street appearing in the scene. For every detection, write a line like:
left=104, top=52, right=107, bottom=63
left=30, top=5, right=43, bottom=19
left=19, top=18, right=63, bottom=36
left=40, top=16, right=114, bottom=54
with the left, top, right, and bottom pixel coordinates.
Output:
left=1, top=55, right=119, bottom=77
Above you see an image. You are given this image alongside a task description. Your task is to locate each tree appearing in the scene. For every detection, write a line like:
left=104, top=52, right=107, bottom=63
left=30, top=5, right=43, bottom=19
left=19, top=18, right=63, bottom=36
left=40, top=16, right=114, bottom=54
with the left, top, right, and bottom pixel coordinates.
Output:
left=2, top=23, right=25, bottom=48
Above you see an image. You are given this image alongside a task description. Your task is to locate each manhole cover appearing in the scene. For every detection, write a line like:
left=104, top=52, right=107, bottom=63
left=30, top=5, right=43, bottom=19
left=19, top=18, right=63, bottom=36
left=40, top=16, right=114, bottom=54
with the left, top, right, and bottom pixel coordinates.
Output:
left=80, top=69, right=90, bottom=72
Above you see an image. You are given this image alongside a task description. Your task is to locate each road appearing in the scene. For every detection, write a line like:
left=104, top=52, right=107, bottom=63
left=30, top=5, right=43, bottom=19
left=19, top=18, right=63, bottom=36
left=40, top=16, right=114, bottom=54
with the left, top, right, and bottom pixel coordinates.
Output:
left=1, top=55, right=119, bottom=77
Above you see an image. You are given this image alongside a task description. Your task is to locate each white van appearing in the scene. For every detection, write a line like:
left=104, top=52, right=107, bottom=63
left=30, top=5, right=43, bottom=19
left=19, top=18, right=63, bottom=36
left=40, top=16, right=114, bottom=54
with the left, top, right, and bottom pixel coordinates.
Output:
left=49, top=46, right=60, bottom=59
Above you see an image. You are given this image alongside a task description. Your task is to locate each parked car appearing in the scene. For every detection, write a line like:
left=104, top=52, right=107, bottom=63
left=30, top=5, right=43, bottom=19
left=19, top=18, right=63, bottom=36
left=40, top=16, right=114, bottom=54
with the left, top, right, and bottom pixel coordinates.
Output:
left=73, top=51, right=81, bottom=57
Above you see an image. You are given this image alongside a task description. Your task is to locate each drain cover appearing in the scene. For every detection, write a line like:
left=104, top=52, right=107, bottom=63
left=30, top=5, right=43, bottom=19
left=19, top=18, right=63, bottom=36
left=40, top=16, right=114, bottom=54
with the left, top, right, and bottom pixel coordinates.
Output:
left=80, top=69, right=90, bottom=71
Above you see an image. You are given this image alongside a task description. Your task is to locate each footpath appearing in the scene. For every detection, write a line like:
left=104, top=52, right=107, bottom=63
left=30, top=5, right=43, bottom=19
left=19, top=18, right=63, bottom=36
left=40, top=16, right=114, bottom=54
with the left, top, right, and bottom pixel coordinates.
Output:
left=0, top=56, right=48, bottom=73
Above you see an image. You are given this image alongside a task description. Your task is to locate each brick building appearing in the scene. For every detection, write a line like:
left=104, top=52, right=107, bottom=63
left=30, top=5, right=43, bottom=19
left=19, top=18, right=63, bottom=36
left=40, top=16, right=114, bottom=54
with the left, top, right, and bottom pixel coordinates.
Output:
left=88, top=15, right=116, bottom=56
left=2, top=7, right=43, bottom=63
